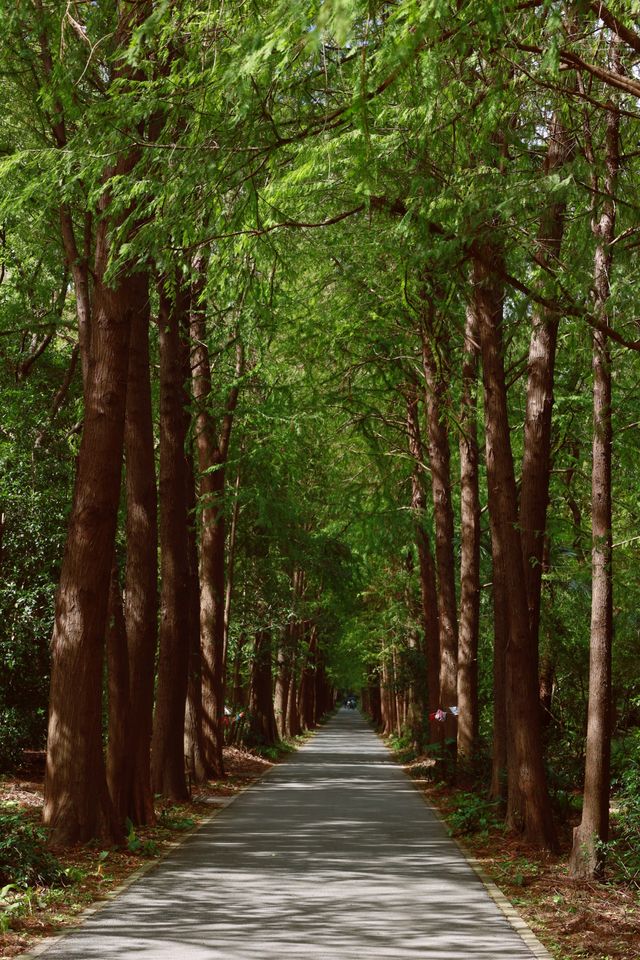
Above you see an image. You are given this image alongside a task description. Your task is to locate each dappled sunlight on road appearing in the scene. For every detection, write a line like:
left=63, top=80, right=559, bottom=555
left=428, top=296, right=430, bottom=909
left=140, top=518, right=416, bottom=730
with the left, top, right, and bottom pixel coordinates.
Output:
left=40, top=710, right=539, bottom=959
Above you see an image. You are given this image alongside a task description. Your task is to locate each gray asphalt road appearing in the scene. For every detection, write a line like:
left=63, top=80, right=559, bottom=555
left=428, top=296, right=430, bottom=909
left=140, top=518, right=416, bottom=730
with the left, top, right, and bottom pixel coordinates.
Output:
left=37, top=709, right=542, bottom=959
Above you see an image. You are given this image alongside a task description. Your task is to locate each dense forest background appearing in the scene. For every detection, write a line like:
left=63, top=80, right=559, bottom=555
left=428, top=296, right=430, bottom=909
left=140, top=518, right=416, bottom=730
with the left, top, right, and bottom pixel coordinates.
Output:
left=1, top=0, right=639, bottom=912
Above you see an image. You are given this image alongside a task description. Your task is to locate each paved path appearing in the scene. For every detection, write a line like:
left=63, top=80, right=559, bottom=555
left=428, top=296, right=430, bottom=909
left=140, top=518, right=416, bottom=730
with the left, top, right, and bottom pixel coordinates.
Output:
left=38, top=710, right=543, bottom=959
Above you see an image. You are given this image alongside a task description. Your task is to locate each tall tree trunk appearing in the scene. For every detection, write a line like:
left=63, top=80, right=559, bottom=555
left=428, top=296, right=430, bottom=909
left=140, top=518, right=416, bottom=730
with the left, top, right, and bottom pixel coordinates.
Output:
left=489, top=510, right=508, bottom=802
left=43, top=270, right=133, bottom=846
left=519, top=115, right=573, bottom=646
left=473, top=241, right=557, bottom=849
left=287, top=652, right=302, bottom=737
left=314, top=650, right=329, bottom=723
left=42, top=1, right=150, bottom=845
left=106, top=561, right=130, bottom=827
left=421, top=318, right=458, bottom=742
left=405, top=391, right=440, bottom=725
left=232, top=632, right=249, bottom=708
left=367, top=666, right=383, bottom=727
left=299, top=623, right=318, bottom=731
left=275, top=570, right=302, bottom=738
left=381, top=650, right=396, bottom=737
left=123, top=272, right=158, bottom=825
left=457, top=303, right=481, bottom=760
left=275, top=621, right=295, bottom=739
left=223, top=463, right=242, bottom=664
left=249, top=629, right=278, bottom=745
left=392, top=646, right=403, bottom=737
left=190, top=272, right=225, bottom=777
left=191, top=286, right=243, bottom=779
left=184, top=453, right=206, bottom=785
left=569, top=62, right=618, bottom=879
left=151, top=281, right=190, bottom=801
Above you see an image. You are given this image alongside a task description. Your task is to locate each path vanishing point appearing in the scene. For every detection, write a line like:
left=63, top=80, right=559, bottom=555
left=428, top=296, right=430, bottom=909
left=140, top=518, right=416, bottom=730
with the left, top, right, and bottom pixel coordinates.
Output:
left=33, top=710, right=549, bottom=959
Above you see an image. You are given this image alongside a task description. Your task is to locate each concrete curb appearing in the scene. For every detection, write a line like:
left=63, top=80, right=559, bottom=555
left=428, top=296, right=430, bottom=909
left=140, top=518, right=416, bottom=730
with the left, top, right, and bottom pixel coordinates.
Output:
left=14, top=742, right=301, bottom=960
left=378, top=733, right=553, bottom=960
left=423, top=796, right=553, bottom=960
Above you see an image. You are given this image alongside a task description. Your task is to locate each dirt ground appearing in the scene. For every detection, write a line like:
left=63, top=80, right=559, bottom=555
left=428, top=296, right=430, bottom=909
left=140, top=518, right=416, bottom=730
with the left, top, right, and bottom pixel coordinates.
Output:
left=0, top=747, right=274, bottom=959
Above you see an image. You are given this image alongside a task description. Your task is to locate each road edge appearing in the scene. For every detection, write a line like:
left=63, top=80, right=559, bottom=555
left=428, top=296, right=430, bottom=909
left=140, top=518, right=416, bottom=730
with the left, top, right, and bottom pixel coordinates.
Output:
left=14, top=738, right=307, bottom=960
left=377, top=728, right=553, bottom=960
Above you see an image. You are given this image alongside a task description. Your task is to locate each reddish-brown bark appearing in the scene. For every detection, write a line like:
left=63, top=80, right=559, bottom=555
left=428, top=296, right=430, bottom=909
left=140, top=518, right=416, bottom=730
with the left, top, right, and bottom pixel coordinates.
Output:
left=405, top=391, right=440, bottom=724
left=190, top=268, right=244, bottom=777
left=184, top=453, right=206, bottom=785
left=569, top=64, right=618, bottom=879
left=274, top=624, right=294, bottom=738
left=489, top=509, right=508, bottom=802
left=275, top=571, right=303, bottom=738
left=43, top=268, right=135, bottom=846
left=300, top=624, right=319, bottom=730
left=287, top=657, right=302, bottom=737
left=380, top=652, right=396, bottom=737
left=249, top=629, right=278, bottom=745
left=519, top=116, right=573, bottom=646
left=42, top=0, right=152, bottom=845
left=367, top=669, right=383, bottom=727
left=457, top=304, right=481, bottom=759
left=421, top=318, right=458, bottom=742
left=473, top=241, right=557, bottom=849
left=151, top=281, right=191, bottom=802
left=123, top=272, right=158, bottom=825
left=106, top=561, right=131, bottom=827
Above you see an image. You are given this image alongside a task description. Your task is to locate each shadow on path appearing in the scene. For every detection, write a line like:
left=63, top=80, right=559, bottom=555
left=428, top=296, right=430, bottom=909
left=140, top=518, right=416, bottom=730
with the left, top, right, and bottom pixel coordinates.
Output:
left=39, top=710, right=539, bottom=959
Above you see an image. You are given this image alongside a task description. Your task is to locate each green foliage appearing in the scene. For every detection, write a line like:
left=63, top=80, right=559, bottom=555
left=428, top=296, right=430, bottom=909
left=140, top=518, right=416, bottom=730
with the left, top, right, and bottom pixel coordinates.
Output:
left=604, top=733, right=640, bottom=887
left=124, top=820, right=159, bottom=857
left=0, top=0, right=639, bottom=895
left=0, top=809, right=66, bottom=888
left=447, top=792, right=503, bottom=838
left=157, top=809, right=196, bottom=832
left=0, top=709, right=25, bottom=771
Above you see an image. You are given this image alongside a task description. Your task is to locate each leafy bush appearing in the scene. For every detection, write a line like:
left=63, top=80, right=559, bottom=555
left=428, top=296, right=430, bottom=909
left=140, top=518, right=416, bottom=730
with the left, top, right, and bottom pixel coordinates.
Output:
left=605, top=750, right=640, bottom=887
left=124, top=820, right=158, bottom=857
left=158, top=808, right=195, bottom=831
left=0, top=810, right=65, bottom=887
left=447, top=791, right=502, bottom=837
left=0, top=709, right=25, bottom=770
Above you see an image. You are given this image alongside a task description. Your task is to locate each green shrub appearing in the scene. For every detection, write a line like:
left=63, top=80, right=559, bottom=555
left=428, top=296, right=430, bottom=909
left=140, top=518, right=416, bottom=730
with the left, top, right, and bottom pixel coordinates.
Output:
left=605, top=756, right=640, bottom=887
left=0, top=810, right=65, bottom=887
left=0, top=709, right=25, bottom=771
left=125, top=820, right=159, bottom=857
left=447, top=791, right=502, bottom=836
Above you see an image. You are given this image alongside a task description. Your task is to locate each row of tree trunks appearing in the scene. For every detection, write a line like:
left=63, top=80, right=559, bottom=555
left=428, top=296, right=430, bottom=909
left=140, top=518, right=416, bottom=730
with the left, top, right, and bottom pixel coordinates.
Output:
left=271, top=614, right=335, bottom=742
